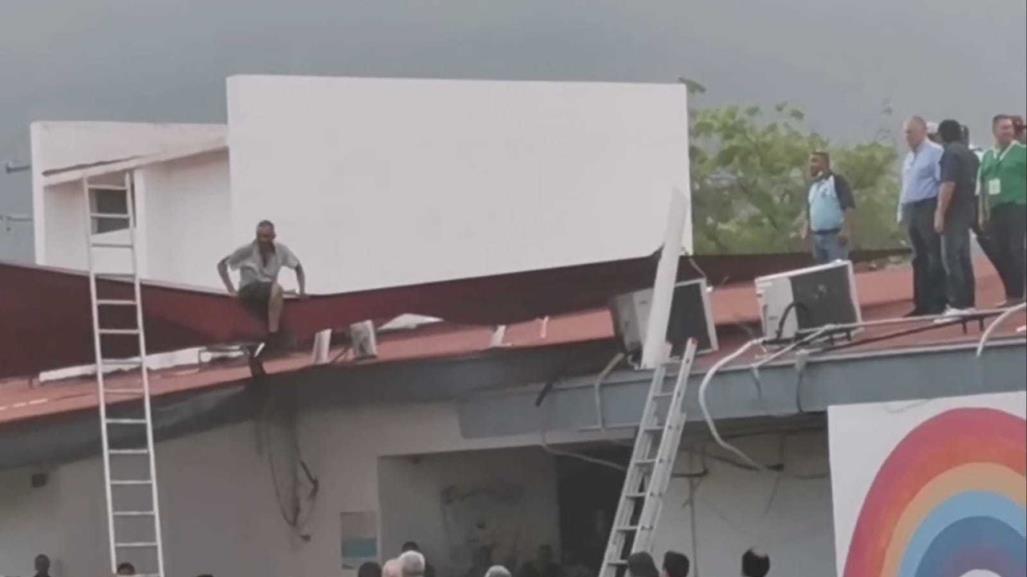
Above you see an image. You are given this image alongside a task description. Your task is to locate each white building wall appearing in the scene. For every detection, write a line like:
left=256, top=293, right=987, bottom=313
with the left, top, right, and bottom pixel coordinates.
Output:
left=657, top=432, right=836, bottom=576
left=0, top=396, right=835, bottom=577
left=227, top=75, right=692, bottom=294
left=30, top=122, right=227, bottom=266
left=378, top=448, right=561, bottom=577
left=138, top=150, right=233, bottom=288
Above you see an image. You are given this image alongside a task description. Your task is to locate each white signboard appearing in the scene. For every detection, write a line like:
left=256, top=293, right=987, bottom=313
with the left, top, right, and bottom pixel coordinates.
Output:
left=227, top=75, right=691, bottom=293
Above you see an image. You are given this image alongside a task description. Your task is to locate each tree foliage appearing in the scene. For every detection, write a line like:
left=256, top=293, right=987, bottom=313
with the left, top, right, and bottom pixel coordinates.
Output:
left=689, top=102, right=904, bottom=254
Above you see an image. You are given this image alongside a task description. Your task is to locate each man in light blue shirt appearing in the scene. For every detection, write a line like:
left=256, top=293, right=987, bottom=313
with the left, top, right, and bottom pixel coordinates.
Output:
left=900, top=116, right=946, bottom=315
left=803, top=151, right=855, bottom=264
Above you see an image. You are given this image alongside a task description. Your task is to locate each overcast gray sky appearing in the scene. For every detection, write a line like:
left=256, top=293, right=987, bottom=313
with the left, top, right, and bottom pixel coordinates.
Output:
left=2, top=0, right=1025, bottom=261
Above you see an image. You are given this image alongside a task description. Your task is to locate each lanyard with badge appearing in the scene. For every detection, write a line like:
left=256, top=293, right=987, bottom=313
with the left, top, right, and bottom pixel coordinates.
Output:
left=987, top=145, right=1015, bottom=196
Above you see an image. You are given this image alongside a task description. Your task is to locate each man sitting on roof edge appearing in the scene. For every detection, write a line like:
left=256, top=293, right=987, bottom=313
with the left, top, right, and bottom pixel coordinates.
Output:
left=218, top=220, right=306, bottom=352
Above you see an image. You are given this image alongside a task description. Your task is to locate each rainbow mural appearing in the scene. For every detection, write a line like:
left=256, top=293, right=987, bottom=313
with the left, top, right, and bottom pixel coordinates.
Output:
left=842, top=407, right=1026, bottom=577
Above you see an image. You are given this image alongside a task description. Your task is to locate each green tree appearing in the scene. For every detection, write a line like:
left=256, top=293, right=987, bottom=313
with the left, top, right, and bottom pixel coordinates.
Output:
left=689, top=102, right=904, bottom=254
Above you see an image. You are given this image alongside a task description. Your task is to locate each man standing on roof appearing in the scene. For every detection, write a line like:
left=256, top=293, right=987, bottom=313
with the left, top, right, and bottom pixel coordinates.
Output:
left=934, top=119, right=978, bottom=315
left=218, top=220, right=306, bottom=345
left=978, top=114, right=1027, bottom=306
left=802, top=150, right=855, bottom=264
left=900, top=116, right=947, bottom=316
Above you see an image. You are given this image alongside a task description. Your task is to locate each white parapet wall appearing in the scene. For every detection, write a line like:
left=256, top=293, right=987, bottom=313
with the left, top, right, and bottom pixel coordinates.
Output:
left=227, top=75, right=692, bottom=293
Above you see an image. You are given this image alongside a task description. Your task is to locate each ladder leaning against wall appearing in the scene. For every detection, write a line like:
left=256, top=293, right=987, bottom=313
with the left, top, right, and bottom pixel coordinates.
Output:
left=600, top=339, right=698, bottom=577
left=83, top=172, right=166, bottom=577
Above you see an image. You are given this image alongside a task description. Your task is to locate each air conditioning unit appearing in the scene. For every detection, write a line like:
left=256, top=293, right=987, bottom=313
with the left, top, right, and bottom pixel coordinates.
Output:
left=755, top=260, right=861, bottom=342
left=610, top=278, right=718, bottom=357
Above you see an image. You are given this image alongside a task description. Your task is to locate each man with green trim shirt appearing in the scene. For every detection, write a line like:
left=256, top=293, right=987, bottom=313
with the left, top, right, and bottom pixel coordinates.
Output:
left=979, top=114, right=1027, bottom=305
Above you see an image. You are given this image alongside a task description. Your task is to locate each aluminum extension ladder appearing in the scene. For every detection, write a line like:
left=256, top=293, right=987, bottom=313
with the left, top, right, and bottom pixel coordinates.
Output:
left=600, top=339, right=698, bottom=577
left=83, top=173, right=166, bottom=577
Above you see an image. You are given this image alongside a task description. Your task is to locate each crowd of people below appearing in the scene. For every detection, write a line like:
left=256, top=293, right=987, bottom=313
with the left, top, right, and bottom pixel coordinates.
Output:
left=24, top=553, right=213, bottom=577
left=357, top=543, right=773, bottom=577
left=804, top=113, right=1027, bottom=315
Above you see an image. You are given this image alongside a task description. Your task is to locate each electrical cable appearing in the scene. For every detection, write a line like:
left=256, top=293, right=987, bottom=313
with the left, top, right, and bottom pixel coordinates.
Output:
left=537, top=376, right=626, bottom=472
left=697, top=339, right=766, bottom=471
left=592, top=352, right=626, bottom=429
left=976, top=302, right=1027, bottom=357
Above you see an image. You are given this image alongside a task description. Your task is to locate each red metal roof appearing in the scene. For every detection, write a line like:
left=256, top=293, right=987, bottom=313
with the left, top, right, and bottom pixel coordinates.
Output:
left=0, top=258, right=1022, bottom=427
left=0, top=250, right=900, bottom=379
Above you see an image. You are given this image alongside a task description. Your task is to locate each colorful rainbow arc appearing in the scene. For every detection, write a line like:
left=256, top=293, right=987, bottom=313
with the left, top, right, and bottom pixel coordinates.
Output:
left=843, top=407, right=1027, bottom=577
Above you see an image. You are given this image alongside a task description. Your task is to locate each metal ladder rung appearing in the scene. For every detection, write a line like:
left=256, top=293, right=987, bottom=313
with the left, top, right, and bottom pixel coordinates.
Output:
left=113, top=510, right=155, bottom=517
left=106, top=418, right=148, bottom=425
left=98, top=328, right=140, bottom=335
left=94, top=273, right=136, bottom=281
left=115, top=541, right=159, bottom=548
left=97, top=299, right=137, bottom=306
left=100, top=358, right=142, bottom=366
left=103, top=389, right=145, bottom=396
left=110, top=479, right=153, bottom=486
left=109, top=448, right=149, bottom=455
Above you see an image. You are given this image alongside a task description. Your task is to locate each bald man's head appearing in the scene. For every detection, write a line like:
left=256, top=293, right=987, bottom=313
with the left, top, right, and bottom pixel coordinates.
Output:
left=383, top=559, right=402, bottom=577
left=904, top=116, right=928, bottom=149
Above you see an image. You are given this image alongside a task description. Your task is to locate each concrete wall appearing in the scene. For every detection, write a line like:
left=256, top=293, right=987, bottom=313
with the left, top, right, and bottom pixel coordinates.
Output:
left=0, top=393, right=835, bottom=577
left=138, top=150, right=233, bottom=288
left=34, top=148, right=232, bottom=291
left=659, top=431, right=835, bottom=576
left=30, top=121, right=227, bottom=266
left=227, top=75, right=692, bottom=293
left=379, top=448, right=561, bottom=577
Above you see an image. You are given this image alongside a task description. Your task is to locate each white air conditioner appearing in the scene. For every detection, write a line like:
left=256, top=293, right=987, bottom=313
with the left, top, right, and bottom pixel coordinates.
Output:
left=609, top=278, right=718, bottom=357
left=755, top=260, right=861, bottom=341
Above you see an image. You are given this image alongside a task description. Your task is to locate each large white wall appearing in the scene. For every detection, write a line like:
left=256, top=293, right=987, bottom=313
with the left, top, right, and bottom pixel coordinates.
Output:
left=138, top=150, right=233, bottom=288
left=0, top=395, right=836, bottom=577
left=227, top=75, right=692, bottom=293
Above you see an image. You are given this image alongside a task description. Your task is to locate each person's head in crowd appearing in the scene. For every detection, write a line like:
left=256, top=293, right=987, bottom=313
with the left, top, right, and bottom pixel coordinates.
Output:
left=383, top=559, right=403, bottom=577
left=34, top=554, right=51, bottom=576
left=484, top=566, right=512, bottom=577
left=938, top=119, right=964, bottom=145
left=116, top=562, right=136, bottom=576
left=399, top=550, right=426, bottom=577
left=741, top=548, right=771, bottom=577
left=904, top=116, right=930, bottom=150
left=808, top=150, right=831, bottom=179
left=358, top=562, right=383, bottom=577
left=402, top=541, right=421, bottom=553
left=663, top=550, right=690, bottom=577
left=627, top=551, right=660, bottom=577
left=993, top=114, right=1017, bottom=148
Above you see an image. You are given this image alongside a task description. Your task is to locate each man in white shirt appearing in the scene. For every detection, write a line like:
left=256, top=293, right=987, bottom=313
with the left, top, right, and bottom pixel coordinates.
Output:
left=217, top=220, right=306, bottom=342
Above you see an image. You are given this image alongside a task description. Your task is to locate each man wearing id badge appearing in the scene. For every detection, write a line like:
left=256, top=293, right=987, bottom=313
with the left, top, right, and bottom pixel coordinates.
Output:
left=978, top=114, right=1027, bottom=305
